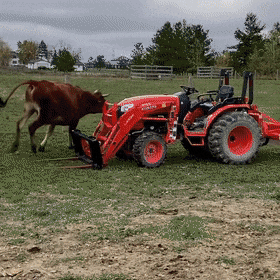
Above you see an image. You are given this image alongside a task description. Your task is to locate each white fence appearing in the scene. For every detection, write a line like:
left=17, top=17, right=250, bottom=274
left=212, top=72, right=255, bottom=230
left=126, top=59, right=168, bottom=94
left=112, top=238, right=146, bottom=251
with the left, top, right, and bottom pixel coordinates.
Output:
left=197, top=67, right=234, bottom=78
left=130, top=65, right=173, bottom=80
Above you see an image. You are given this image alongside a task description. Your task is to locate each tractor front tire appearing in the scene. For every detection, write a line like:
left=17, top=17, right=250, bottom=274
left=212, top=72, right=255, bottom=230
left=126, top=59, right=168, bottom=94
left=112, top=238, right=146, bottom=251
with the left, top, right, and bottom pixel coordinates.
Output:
left=133, top=131, right=167, bottom=168
left=208, top=111, right=261, bottom=164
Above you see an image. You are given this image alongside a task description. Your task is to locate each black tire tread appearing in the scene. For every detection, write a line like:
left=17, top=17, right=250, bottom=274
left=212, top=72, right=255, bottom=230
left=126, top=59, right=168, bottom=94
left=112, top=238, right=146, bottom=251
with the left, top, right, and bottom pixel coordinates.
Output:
left=133, top=131, right=167, bottom=168
left=208, top=111, right=261, bottom=164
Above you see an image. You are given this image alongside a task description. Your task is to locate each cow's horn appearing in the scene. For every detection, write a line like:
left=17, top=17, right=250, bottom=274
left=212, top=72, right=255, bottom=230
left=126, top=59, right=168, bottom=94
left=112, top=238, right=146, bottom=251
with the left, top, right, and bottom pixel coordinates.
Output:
left=93, top=90, right=109, bottom=97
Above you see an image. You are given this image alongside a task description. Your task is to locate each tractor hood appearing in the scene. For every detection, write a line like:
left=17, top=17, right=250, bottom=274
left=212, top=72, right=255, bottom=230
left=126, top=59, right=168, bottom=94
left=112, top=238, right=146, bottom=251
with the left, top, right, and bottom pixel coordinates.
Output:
left=118, top=95, right=179, bottom=113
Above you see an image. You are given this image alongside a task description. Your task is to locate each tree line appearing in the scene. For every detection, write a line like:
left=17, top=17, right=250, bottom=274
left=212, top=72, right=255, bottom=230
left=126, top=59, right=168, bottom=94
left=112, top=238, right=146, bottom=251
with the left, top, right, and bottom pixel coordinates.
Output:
left=0, top=39, right=81, bottom=72
left=131, top=20, right=213, bottom=74
left=131, top=13, right=280, bottom=76
left=1, top=13, right=280, bottom=75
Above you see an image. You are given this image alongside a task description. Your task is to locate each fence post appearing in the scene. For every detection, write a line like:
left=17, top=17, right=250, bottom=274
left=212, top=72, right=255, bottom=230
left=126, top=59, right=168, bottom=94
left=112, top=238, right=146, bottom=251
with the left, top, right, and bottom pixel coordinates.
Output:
left=64, top=73, right=70, bottom=83
left=188, top=74, right=193, bottom=87
left=145, top=65, right=147, bottom=79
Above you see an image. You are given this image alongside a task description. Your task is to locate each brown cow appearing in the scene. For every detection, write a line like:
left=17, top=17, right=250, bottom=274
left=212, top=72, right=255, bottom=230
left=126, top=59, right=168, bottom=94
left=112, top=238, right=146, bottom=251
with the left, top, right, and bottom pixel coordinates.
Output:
left=0, top=80, right=107, bottom=153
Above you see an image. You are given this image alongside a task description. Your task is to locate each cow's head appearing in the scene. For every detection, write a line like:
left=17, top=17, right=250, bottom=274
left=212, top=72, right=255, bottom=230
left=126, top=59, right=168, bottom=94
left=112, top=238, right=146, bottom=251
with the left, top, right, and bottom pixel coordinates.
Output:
left=91, top=90, right=109, bottom=113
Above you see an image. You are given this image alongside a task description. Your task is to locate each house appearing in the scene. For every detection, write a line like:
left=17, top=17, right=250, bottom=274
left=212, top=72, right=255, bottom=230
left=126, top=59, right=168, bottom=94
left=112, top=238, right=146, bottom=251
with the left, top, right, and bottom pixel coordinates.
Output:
left=74, top=61, right=84, bottom=71
left=108, top=56, right=131, bottom=69
left=27, top=57, right=52, bottom=70
left=10, top=51, right=21, bottom=66
left=108, top=59, right=120, bottom=69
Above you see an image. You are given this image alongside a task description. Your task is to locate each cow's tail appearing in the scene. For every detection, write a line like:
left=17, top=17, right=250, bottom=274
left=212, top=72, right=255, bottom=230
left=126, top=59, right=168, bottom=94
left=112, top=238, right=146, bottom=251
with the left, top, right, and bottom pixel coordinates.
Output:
left=0, top=80, right=38, bottom=108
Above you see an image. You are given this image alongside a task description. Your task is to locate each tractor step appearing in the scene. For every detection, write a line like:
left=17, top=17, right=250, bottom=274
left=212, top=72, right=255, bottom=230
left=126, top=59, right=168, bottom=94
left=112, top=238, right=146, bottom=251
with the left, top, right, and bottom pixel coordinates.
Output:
left=71, top=130, right=103, bottom=169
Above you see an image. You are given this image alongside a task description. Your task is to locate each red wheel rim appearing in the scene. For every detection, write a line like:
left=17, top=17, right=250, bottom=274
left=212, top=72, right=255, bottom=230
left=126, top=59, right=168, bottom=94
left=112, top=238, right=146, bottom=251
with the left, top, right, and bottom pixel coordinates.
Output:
left=144, top=141, right=164, bottom=164
left=228, top=126, right=253, bottom=155
left=81, top=139, right=91, bottom=157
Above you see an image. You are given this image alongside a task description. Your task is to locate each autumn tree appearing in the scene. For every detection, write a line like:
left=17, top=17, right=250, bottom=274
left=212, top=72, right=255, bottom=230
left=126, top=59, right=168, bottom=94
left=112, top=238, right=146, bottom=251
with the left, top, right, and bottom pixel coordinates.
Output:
left=0, top=38, right=12, bottom=66
left=17, top=40, right=38, bottom=64
left=215, top=51, right=233, bottom=67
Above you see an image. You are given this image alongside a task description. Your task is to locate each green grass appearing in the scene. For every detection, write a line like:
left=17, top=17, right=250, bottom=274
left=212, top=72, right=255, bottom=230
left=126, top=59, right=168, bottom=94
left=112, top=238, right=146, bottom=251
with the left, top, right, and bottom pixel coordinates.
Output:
left=217, top=256, right=236, bottom=265
left=0, top=72, right=280, bottom=246
left=159, top=215, right=213, bottom=241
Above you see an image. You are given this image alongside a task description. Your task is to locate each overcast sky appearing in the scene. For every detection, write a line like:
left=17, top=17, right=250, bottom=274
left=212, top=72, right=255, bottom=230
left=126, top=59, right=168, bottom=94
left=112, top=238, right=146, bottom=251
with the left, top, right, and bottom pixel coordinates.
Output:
left=1, top=0, right=280, bottom=62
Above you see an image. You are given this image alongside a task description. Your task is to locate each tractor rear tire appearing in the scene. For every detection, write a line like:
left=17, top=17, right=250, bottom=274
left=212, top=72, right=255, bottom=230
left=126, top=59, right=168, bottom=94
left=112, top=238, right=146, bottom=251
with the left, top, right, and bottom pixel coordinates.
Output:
left=133, top=131, right=167, bottom=168
left=208, top=111, right=261, bottom=164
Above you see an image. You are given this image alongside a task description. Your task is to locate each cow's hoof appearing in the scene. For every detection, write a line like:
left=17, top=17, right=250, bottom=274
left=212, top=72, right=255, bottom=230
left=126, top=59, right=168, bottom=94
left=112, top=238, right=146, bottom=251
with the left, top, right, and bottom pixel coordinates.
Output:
left=31, top=145, right=37, bottom=154
left=38, top=146, right=45, bottom=152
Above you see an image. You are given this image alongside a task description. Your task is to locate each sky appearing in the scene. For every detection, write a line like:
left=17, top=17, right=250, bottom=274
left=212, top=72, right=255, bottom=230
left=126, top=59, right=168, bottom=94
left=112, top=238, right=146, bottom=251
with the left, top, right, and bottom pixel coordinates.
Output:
left=1, top=0, right=280, bottom=63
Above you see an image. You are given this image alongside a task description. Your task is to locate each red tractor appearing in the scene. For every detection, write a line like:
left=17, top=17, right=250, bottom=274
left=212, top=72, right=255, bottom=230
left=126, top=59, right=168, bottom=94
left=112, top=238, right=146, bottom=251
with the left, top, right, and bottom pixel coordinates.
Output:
left=71, top=71, right=280, bottom=169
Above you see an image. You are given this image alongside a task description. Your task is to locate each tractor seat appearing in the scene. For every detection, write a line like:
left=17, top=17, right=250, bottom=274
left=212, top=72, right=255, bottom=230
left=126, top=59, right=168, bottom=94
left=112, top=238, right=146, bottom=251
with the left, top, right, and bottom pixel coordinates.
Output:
left=190, top=85, right=235, bottom=113
left=216, top=85, right=234, bottom=101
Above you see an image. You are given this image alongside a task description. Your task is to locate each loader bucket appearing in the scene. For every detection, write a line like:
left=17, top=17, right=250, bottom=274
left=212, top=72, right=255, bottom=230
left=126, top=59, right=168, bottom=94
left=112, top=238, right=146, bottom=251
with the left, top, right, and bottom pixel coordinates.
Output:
left=71, top=130, right=103, bottom=169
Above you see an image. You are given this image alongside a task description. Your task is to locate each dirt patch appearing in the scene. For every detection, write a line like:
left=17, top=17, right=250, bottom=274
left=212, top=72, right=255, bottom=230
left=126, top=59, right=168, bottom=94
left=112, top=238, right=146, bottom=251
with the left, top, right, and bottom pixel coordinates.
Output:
left=0, top=198, right=280, bottom=279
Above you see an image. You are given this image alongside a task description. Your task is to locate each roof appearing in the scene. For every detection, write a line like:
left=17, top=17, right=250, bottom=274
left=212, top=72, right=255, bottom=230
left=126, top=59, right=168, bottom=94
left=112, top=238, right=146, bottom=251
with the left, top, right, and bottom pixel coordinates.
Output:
left=28, top=58, right=50, bottom=64
left=75, top=61, right=84, bottom=66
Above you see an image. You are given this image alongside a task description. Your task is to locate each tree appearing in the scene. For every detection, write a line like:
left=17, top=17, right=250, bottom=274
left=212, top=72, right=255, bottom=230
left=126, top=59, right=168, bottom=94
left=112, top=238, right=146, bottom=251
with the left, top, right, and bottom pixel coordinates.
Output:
left=51, top=49, right=58, bottom=66
left=17, top=41, right=22, bottom=49
left=247, top=24, right=280, bottom=76
left=38, top=40, right=48, bottom=59
left=53, top=48, right=75, bottom=72
left=87, top=56, right=95, bottom=69
left=188, top=24, right=213, bottom=69
left=117, top=56, right=131, bottom=69
left=131, top=43, right=145, bottom=65
left=95, top=55, right=106, bottom=69
left=148, top=20, right=213, bottom=73
left=55, top=40, right=81, bottom=63
left=271, top=22, right=280, bottom=33
left=231, top=13, right=265, bottom=71
left=0, top=38, right=12, bottom=66
left=151, top=21, right=175, bottom=67
left=18, top=40, right=38, bottom=64
left=215, top=51, right=233, bottom=67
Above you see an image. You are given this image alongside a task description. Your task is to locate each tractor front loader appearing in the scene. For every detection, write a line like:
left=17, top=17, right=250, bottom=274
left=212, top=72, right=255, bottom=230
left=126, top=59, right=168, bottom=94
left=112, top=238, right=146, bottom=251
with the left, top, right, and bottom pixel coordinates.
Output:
left=71, top=71, right=280, bottom=169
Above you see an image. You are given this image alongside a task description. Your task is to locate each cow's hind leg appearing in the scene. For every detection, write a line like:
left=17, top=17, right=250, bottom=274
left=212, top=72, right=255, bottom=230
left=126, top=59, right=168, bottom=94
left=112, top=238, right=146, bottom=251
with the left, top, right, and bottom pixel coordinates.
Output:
left=39, top=125, right=55, bottom=152
left=28, top=120, right=44, bottom=153
left=11, top=103, right=35, bottom=153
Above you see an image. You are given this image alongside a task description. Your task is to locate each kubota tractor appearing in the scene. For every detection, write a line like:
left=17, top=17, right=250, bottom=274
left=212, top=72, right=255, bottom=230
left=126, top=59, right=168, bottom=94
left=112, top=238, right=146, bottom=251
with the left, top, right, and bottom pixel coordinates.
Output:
left=71, top=71, right=280, bottom=169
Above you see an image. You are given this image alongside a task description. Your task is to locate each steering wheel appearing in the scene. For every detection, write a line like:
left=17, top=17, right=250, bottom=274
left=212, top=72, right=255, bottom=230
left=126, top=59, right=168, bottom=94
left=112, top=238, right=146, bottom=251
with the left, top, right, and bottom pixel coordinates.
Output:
left=197, top=90, right=218, bottom=102
left=180, top=85, right=199, bottom=95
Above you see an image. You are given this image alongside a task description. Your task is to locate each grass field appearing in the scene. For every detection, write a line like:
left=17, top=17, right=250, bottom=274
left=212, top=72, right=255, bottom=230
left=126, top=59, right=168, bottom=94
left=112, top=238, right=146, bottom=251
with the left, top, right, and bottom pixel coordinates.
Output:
left=0, top=73, right=280, bottom=279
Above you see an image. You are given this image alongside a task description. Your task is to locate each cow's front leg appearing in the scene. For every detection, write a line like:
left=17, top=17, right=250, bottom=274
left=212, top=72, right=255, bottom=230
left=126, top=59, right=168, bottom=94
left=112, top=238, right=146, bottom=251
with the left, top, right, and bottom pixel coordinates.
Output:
left=39, top=125, right=55, bottom=152
left=68, top=123, right=78, bottom=149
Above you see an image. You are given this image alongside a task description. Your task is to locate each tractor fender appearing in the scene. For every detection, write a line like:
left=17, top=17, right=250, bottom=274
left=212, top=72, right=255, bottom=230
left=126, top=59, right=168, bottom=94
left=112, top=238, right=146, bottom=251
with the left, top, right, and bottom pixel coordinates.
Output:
left=205, top=104, right=251, bottom=133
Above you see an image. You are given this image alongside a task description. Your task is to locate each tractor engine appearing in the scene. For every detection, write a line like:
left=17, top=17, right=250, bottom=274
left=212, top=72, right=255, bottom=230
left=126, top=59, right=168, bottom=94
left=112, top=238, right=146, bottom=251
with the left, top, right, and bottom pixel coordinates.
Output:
left=116, top=94, right=181, bottom=141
